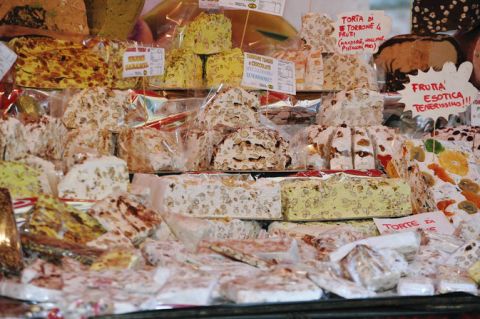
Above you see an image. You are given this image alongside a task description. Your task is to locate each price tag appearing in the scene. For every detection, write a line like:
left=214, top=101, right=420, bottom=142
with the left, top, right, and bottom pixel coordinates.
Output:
left=242, top=52, right=296, bottom=95
left=199, top=0, right=220, bottom=9
left=471, top=92, right=480, bottom=126
left=333, top=11, right=391, bottom=54
left=400, top=62, right=478, bottom=121
left=122, top=46, right=164, bottom=78
left=374, top=211, right=454, bottom=235
left=218, top=0, right=285, bottom=16
left=0, top=42, right=17, bottom=80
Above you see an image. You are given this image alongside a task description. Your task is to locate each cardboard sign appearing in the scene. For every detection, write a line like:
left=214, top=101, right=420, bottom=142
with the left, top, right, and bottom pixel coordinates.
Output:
left=374, top=211, right=455, bottom=235
left=400, top=62, right=478, bottom=121
left=333, top=10, right=391, bottom=54
left=218, top=0, right=286, bottom=16
left=122, top=46, right=164, bottom=78
left=242, top=52, right=296, bottom=94
left=0, top=42, right=17, bottom=80
left=199, top=0, right=220, bottom=9
left=471, top=92, right=480, bottom=126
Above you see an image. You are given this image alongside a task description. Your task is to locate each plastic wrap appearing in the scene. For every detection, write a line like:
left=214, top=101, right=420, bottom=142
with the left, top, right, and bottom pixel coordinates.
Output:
left=397, top=277, right=435, bottom=296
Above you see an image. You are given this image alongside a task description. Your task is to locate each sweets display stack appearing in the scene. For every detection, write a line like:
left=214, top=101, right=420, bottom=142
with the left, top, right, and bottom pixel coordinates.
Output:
left=0, top=0, right=479, bottom=318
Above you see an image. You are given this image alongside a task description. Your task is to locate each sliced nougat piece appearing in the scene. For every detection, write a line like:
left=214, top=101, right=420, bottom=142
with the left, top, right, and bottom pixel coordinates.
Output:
left=118, top=127, right=181, bottom=173
left=88, top=193, right=162, bottom=245
left=329, top=126, right=353, bottom=170
left=62, top=127, right=115, bottom=171
left=304, top=125, right=335, bottom=169
left=63, top=88, right=130, bottom=132
left=141, top=174, right=282, bottom=220
left=320, top=89, right=384, bottom=127
left=196, top=87, right=260, bottom=131
left=299, top=13, right=336, bottom=53
left=212, top=127, right=292, bottom=171
left=0, top=117, right=28, bottom=161
left=57, top=156, right=129, bottom=200
left=205, top=48, right=243, bottom=88
left=304, top=50, right=324, bottom=90
left=366, top=125, right=400, bottom=170
left=281, top=173, right=412, bottom=221
left=353, top=128, right=375, bottom=170
left=183, top=129, right=224, bottom=171
left=22, top=116, right=67, bottom=161
left=323, top=54, right=377, bottom=91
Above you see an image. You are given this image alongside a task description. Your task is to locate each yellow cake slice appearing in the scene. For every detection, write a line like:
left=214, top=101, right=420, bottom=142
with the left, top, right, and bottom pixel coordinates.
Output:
left=206, top=48, right=244, bottom=88
left=181, top=12, right=232, bottom=55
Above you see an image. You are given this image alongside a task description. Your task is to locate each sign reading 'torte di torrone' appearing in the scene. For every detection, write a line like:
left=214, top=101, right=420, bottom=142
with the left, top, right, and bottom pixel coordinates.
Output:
left=333, top=10, right=391, bottom=55
left=399, top=61, right=478, bottom=121
left=122, top=46, right=165, bottom=78
left=241, top=52, right=296, bottom=95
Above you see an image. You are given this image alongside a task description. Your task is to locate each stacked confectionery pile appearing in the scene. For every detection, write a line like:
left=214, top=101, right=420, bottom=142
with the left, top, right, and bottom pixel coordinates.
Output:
left=0, top=0, right=479, bottom=318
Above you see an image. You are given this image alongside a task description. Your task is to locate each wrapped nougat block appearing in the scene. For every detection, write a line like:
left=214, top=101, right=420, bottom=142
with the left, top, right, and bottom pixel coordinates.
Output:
left=118, top=127, right=181, bottom=173
left=58, top=156, right=129, bottom=200
left=329, top=126, right=353, bottom=170
left=183, top=129, right=224, bottom=171
left=341, top=245, right=401, bottom=291
left=320, top=89, right=384, bottom=127
left=468, top=261, right=480, bottom=284
left=206, top=48, right=244, bottom=88
left=220, top=268, right=322, bottom=304
left=0, top=117, right=28, bottom=161
left=304, top=50, right=324, bottom=90
left=195, top=87, right=260, bottom=131
left=181, top=12, right=232, bottom=55
left=397, top=277, right=435, bottom=296
left=323, top=54, right=377, bottom=91
left=445, top=240, right=480, bottom=270
left=281, top=173, right=412, bottom=221
left=304, top=125, right=335, bottom=169
left=308, top=268, right=375, bottom=299
left=272, top=50, right=308, bottom=90
left=212, top=127, right=292, bottom=171
left=134, top=174, right=282, bottom=220
left=149, top=49, right=203, bottom=89
left=299, top=13, right=336, bottom=53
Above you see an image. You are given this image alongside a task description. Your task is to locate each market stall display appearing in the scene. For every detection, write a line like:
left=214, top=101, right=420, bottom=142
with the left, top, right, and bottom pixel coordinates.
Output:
left=0, top=1, right=479, bottom=318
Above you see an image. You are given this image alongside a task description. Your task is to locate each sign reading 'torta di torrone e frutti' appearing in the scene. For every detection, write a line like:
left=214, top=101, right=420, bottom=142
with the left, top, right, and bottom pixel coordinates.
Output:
left=399, top=61, right=479, bottom=121
left=333, top=10, right=391, bottom=54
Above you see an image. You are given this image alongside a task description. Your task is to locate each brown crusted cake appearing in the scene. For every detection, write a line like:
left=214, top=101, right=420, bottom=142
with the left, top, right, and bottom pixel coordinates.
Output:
left=374, top=34, right=462, bottom=92
left=212, top=128, right=292, bottom=171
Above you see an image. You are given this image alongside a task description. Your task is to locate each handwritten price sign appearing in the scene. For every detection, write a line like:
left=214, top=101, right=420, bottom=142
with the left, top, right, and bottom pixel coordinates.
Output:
left=400, top=62, right=478, bottom=121
left=374, top=211, right=454, bottom=235
left=333, top=11, right=391, bottom=54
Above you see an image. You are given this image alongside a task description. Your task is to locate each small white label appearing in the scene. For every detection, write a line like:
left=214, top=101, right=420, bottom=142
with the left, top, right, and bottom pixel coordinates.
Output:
left=122, top=46, right=164, bottom=78
left=333, top=11, right=391, bottom=54
left=218, top=0, right=285, bottom=16
left=199, top=0, right=220, bottom=9
left=471, top=92, right=480, bottom=126
left=0, top=42, right=17, bottom=79
left=374, top=211, right=455, bottom=235
left=242, top=52, right=296, bottom=95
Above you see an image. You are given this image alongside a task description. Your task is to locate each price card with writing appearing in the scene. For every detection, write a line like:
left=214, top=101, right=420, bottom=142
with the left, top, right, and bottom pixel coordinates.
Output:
left=0, top=42, right=17, bottom=80
left=242, top=52, right=296, bottom=95
left=122, top=46, right=164, bottom=78
left=333, top=10, right=391, bottom=54
left=471, top=92, right=480, bottom=126
left=199, top=0, right=220, bottom=9
left=400, top=62, right=478, bottom=121
left=218, top=0, right=285, bottom=16
left=374, top=211, right=454, bottom=235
